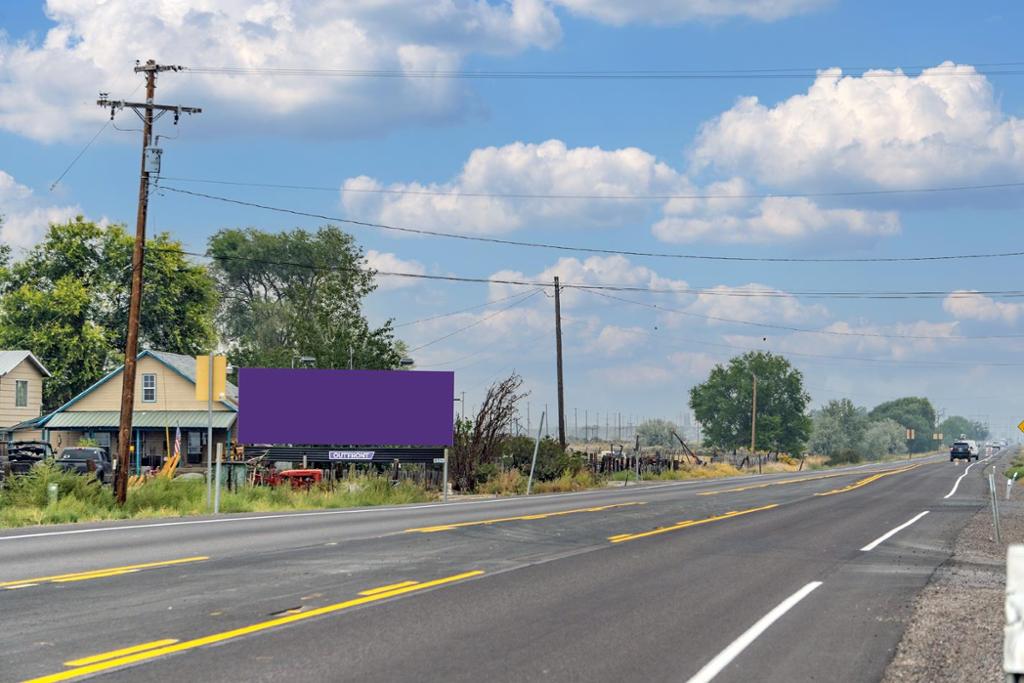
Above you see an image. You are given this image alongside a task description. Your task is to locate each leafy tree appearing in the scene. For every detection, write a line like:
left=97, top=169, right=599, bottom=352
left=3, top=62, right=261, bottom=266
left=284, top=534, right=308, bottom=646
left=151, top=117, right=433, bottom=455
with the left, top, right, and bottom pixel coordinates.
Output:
left=0, top=276, right=109, bottom=410
left=808, top=399, right=868, bottom=457
left=868, top=397, right=936, bottom=453
left=208, top=226, right=403, bottom=371
left=636, top=418, right=678, bottom=448
left=939, top=415, right=989, bottom=444
left=0, top=217, right=216, bottom=409
left=500, top=435, right=578, bottom=482
left=862, top=418, right=908, bottom=459
left=689, top=351, right=811, bottom=455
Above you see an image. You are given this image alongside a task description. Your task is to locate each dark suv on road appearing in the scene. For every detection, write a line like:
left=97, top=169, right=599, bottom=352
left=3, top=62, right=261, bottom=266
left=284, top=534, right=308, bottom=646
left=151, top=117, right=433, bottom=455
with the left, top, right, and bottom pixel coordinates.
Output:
left=950, top=441, right=976, bottom=462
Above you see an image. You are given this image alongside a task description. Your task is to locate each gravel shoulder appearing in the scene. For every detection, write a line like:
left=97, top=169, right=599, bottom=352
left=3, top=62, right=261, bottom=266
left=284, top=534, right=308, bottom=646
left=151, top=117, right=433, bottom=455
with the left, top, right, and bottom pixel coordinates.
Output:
left=883, top=488, right=1022, bottom=682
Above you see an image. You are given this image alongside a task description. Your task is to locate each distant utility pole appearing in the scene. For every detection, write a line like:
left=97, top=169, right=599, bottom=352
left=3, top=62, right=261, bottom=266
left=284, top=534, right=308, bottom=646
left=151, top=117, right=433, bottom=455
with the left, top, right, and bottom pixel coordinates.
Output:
left=98, top=60, right=201, bottom=505
left=751, top=373, right=759, bottom=474
left=554, top=277, right=566, bottom=451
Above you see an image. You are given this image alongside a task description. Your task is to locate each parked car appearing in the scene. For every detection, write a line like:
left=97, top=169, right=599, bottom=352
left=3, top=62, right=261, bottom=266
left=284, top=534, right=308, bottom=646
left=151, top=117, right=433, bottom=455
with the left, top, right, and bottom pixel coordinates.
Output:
left=4, top=441, right=54, bottom=477
left=56, top=447, right=113, bottom=484
left=950, top=440, right=977, bottom=462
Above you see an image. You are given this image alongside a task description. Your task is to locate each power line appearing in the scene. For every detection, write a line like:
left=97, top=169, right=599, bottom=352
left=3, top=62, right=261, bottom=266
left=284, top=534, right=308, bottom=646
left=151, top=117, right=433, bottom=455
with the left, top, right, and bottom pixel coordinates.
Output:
left=582, top=289, right=1024, bottom=340
left=393, top=290, right=537, bottom=328
left=185, top=63, right=1024, bottom=80
left=407, top=289, right=543, bottom=352
left=159, top=184, right=1024, bottom=266
left=637, top=327, right=1024, bottom=368
left=158, top=175, right=1024, bottom=202
left=151, top=245, right=1024, bottom=302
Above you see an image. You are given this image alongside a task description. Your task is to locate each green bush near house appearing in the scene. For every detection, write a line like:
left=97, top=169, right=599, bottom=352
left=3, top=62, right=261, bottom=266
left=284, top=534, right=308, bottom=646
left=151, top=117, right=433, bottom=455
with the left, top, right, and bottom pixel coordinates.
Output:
left=0, top=465, right=433, bottom=529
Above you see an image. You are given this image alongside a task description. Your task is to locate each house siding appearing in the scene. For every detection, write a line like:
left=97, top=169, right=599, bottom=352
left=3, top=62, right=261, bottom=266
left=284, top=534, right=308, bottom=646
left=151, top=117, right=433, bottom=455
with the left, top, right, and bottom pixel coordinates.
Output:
left=0, top=359, right=45, bottom=427
left=71, top=356, right=233, bottom=413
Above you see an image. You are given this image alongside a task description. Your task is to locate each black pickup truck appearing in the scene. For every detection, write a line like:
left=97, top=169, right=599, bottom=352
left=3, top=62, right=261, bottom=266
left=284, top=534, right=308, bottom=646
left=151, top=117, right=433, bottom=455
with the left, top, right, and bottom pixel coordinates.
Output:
left=4, top=441, right=53, bottom=477
left=56, top=447, right=113, bottom=484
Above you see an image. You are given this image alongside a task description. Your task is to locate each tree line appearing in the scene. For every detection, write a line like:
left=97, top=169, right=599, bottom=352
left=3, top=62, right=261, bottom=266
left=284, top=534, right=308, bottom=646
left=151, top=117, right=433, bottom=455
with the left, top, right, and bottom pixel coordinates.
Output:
left=0, top=217, right=404, bottom=410
left=684, top=351, right=981, bottom=463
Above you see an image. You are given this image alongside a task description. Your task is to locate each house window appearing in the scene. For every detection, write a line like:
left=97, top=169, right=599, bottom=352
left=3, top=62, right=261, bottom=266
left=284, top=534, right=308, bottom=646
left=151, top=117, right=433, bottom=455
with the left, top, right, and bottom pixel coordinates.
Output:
left=15, top=380, right=28, bottom=408
left=142, top=373, right=157, bottom=403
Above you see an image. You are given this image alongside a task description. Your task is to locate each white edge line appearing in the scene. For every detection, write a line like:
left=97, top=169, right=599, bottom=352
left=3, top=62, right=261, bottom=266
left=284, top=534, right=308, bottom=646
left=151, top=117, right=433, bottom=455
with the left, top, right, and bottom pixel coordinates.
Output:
left=685, top=581, right=823, bottom=683
left=943, top=454, right=993, bottom=499
left=0, top=454, right=945, bottom=543
left=860, top=510, right=930, bottom=552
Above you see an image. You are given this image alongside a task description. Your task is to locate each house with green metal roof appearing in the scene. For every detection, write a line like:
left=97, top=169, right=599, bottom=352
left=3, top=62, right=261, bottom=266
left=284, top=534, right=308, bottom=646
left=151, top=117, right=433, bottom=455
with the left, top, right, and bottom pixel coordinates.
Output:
left=38, top=350, right=237, bottom=470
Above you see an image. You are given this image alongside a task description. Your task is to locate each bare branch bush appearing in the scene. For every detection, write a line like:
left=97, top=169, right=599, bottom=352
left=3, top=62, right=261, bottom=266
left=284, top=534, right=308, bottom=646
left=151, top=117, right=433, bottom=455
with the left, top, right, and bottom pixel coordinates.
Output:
left=450, top=373, right=526, bottom=492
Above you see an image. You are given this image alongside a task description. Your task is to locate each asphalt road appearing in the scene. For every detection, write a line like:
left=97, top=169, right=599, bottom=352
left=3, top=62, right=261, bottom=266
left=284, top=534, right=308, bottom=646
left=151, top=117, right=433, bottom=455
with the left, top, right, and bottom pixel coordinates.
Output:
left=0, top=450, right=1009, bottom=683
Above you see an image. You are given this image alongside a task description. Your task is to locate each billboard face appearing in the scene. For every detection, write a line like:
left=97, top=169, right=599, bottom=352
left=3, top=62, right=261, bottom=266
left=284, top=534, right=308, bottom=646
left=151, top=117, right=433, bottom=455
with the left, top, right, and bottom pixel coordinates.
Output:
left=237, top=368, right=454, bottom=446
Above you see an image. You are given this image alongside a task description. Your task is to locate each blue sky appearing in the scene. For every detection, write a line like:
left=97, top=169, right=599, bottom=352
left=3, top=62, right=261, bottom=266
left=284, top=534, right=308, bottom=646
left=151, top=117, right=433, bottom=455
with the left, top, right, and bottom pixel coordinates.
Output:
left=2, top=1, right=1024, bottom=438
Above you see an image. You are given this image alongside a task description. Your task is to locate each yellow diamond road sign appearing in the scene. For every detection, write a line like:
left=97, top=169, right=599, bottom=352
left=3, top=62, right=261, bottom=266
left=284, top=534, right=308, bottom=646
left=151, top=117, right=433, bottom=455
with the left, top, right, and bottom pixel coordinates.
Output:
left=1018, top=420, right=1024, bottom=435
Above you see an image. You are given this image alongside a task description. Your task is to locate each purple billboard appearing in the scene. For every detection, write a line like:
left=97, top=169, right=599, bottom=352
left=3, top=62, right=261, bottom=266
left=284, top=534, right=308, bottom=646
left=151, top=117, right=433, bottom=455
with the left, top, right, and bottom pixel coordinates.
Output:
left=237, top=368, right=454, bottom=446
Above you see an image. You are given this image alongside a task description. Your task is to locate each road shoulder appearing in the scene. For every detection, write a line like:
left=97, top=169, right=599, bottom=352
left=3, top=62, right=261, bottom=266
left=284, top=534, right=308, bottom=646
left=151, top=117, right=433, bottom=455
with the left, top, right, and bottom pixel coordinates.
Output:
left=883, top=496, right=1022, bottom=682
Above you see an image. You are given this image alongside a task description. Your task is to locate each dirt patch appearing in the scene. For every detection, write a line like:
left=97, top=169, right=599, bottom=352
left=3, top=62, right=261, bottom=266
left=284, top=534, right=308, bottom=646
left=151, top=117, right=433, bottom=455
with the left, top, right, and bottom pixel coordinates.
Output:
left=883, top=495, right=1023, bottom=682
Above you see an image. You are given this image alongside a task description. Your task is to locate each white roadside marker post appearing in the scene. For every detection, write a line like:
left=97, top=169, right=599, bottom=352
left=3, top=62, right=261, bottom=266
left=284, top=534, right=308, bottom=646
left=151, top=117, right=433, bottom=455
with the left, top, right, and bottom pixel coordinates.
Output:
left=1005, top=545, right=1024, bottom=681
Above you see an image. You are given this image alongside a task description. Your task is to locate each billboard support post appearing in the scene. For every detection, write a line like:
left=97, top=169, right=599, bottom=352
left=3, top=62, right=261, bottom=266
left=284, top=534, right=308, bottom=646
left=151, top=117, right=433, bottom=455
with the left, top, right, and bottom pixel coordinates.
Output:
left=443, top=448, right=449, bottom=503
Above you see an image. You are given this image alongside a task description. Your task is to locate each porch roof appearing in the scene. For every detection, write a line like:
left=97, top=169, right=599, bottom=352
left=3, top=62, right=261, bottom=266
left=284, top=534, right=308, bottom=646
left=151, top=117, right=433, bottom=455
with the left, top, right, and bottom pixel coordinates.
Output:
left=45, top=411, right=237, bottom=430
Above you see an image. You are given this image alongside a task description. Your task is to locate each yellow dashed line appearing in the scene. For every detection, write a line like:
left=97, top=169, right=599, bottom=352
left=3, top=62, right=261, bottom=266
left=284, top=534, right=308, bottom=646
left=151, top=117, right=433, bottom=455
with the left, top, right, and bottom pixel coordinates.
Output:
left=25, top=570, right=484, bottom=683
left=814, top=464, right=921, bottom=497
left=0, top=556, right=208, bottom=589
left=405, top=501, right=646, bottom=533
left=609, top=504, right=779, bottom=543
left=359, top=580, right=419, bottom=596
left=64, top=640, right=180, bottom=667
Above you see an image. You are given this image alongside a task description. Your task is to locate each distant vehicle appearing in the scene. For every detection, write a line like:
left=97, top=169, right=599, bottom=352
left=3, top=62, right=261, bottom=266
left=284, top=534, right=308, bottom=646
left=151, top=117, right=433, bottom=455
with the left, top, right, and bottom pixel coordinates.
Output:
left=950, top=441, right=978, bottom=462
left=4, top=441, right=53, bottom=477
left=56, top=447, right=113, bottom=484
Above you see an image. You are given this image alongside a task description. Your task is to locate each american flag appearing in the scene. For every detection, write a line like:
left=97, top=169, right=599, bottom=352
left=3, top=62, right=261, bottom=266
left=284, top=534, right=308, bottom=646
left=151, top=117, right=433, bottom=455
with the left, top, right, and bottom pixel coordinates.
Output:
left=173, top=427, right=181, bottom=462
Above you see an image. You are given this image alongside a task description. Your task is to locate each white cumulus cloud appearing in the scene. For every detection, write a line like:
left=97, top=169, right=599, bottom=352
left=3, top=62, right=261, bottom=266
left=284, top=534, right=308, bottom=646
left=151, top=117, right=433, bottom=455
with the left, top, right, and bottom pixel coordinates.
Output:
left=687, top=282, right=828, bottom=326
left=652, top=177, right=900, bottom=244
left=343, top=139, right=682, bottom=234
left=0, top=170, right=81, bottom=249
left=692, top=62, right=1024, bottom=189
left=943, top=290, right=1024, bottom=325
left=0, top=0, right=561, bottom=142
left=364, top=249, right=427, bottom=290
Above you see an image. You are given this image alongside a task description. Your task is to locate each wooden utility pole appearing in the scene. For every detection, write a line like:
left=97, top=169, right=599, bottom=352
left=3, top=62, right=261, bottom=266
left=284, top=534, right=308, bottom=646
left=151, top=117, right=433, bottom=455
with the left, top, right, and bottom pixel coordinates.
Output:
left=554, top=277, right=566, bottom=451
left=98, top=60, right=201, bottom=504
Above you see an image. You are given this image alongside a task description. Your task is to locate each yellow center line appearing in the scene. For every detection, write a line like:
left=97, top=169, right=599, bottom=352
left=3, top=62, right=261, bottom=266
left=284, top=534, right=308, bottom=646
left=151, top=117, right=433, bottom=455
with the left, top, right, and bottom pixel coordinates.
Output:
left=814, top=464, right=921, bottom=497
left=404, top=501, right=646, bottom=533
left=608, top=504, right=779, bottom=543
left=0, top=556, right=209, bottom=588
left=64, top=640, right=180, bottom=667
left=697, top=471, right=856, bottom=496
left=52, top=569, right=139, bottom=583
left=358, top=580, right=419, bottom=596
left=24, top=570, right=484, bottom=683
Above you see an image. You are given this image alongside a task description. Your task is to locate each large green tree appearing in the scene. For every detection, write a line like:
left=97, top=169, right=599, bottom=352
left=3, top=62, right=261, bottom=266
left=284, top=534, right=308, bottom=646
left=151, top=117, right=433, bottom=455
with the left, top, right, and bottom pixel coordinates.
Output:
left=0, top=217, right=217, bottom=409
left=868, top=397, right=936, bottom=453
left=207, top=226, right=403, bottom=371
left=636, top=418, right=678, bottom=448
left=689, top=351, right=811, bottom=455
left=807, top=399, right=869, bottom=458
left=939, top=415, right=989, bottom=444
left=862, top=418, right=909, bottom=459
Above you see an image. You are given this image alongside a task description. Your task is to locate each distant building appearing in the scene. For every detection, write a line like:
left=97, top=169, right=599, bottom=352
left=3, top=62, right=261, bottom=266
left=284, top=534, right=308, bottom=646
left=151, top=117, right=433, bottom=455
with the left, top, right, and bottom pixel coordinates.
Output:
left=0, top=351, right=51, bottom=442
left=37, top=350, right=237, bottom=468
